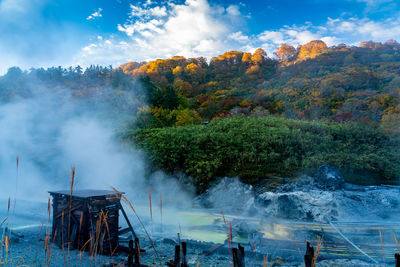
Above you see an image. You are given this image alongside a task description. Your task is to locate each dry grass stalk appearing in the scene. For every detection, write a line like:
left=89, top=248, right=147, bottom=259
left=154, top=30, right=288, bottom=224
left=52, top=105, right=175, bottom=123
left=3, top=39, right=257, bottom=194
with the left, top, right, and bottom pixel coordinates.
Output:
left=77, top=212, right=84, bottom=252
left=44, top=234, right=50, bottom=255
left=13, top=156, right=19, bottom=216
left=4, top=235, right=9, bottom=256
left=110, top=185, right=163, bottom=266
left=251, top=241, right=257, bottom=259
left=312, top=237, right=322, bottom=267
left=148, top=187, right=155, bottom=264
left=229, top=222, right=233, bottom=266
left=61, top=211, right=66, bottom=266
left=148, top=188, right=153, bottom=221
left=93, top=211, right=104, bottom=262
left=44, top=233, right=50, bottom=266
left=48, top=198, right=51, bottom=223
left=288, top=231, right=302, bottom=259
left=394, top=234, right=400, bottom=253
left=47, top=228, right=58, bottom=267
left=159, top=191, right=163, bottom=255
left=220, top=210, right=232, bottom=266
left=263, top=255, right=268, bottom=267
left=67, top=166, right=75, bottom=266
left=379, top=229, right=385, bottom=267
left=102, top=212, right=114, bottom=257
left=80, top=236, right=93, bottom=262
left=0, top=218, right=7, bottom=227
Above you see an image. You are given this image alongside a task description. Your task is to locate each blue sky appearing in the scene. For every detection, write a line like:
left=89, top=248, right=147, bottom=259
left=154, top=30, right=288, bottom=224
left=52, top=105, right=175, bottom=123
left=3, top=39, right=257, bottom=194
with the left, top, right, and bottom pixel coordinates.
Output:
left=0, top=0, right=399, bottom=73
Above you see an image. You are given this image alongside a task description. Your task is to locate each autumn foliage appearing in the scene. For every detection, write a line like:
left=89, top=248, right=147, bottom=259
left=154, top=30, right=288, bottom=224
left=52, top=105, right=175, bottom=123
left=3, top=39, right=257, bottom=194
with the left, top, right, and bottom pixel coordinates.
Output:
left=119, top=39, right=400, bottom=130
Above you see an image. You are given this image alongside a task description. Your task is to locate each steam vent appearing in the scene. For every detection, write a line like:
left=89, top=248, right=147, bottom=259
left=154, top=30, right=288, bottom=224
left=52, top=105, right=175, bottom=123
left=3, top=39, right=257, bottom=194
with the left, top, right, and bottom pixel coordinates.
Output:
left=49, top=189, right=135, bottom=255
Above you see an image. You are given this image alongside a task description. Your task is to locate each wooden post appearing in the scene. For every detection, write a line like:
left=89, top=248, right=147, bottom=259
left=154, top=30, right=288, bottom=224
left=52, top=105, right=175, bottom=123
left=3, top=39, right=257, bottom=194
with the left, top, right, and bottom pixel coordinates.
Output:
left=182, top=242, right=188, bottom=267
left=304, top=242, right=314, bottom=267
left=238, top=244, right=245, bottom=267
left=135, top=237, right=141, bottom=265
left=119, top=203, right=138, bottom=240
left=232, top=248, right=239, bottom=267
left=127, top=240, right=133, bottom=267
left=174, top=245, right=180, bottom=267
left=395, top=253, right=400, bottom=267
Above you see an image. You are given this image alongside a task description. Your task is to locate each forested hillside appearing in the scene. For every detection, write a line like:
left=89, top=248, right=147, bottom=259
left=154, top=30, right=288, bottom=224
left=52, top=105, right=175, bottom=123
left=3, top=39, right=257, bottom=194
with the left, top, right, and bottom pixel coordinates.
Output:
left=121, top=39, right=400, bottom=130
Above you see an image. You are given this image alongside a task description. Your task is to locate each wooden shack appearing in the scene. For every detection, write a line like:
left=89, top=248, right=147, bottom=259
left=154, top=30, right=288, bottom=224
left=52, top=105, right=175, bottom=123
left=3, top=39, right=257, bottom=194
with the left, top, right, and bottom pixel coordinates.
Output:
left=49, top=189, right=136, bottom=255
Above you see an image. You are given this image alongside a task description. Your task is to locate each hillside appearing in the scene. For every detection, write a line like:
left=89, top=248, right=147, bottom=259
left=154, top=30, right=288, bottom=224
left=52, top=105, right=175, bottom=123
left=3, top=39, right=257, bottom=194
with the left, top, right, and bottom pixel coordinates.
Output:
left=120, top=39, right=400, bottom=130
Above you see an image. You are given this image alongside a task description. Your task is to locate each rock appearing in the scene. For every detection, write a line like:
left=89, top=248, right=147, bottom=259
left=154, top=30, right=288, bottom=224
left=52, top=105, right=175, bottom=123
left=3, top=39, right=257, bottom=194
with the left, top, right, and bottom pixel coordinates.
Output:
left=276, top=195, right=304, bottom=219
left=271, top=256, right=288, bottom=266
left=196, top=178, right=257, bottom=215
left=314, top=166, right=345, bottom=190
left=317, top=259, right=375, bottom=266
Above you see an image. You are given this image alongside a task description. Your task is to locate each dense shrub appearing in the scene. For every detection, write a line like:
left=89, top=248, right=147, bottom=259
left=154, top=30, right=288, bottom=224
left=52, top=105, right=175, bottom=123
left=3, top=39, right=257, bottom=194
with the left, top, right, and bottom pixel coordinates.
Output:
left=128, top=116, right=400, bottom=190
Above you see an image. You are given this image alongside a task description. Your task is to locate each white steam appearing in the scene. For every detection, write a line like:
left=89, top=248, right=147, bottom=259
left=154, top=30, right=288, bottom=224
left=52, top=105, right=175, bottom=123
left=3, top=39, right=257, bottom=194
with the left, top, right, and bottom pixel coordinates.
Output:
left=0, top=85, right=192, bottom=207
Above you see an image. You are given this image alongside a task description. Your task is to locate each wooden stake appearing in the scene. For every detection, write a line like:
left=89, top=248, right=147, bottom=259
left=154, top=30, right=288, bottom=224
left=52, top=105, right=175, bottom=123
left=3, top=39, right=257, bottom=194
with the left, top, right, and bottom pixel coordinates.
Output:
left=304, top=242, right=314, bottom=267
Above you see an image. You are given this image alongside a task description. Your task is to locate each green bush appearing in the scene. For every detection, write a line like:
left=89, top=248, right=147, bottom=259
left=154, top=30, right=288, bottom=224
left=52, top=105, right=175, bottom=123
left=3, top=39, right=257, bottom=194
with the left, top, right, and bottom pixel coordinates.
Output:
left=127, top=116, right=400, bottom=191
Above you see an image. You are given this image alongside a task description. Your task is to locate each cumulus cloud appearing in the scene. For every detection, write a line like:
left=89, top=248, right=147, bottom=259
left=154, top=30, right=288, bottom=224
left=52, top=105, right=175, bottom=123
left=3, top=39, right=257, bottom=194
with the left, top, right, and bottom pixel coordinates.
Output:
left=327, top=17, right=400, bottom=42
left=228, top=31, right=249, bottom=43
left=0, top=0, right=34, bottom=14
left=86, top=8, right=102, bottom=20
left=76, top=0, right=244, bottom=64
left=73, top=0, right=400, bottom=65
left=253, top=16, right=400, bottom=57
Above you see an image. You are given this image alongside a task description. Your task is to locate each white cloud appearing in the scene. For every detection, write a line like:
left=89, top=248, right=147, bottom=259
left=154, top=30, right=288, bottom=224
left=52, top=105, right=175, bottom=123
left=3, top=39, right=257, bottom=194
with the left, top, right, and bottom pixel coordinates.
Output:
left=254, top=16, right=400, bottom=57
left=74, top=0, right=400, bottom=67
left=355, top=0, right=393, bottom=4
left=86, top=8, right=102, bottom=21
left=327, top=17, right=400, bottom=42
left=129, top=4, right=167, bottom=18
left=226, top=5, right=240, bottom=16
left=229, top=31, right=249, bottom=43
left=77, top=0, right=244, bottom=64
left=0, top=0, right=30, bottom=13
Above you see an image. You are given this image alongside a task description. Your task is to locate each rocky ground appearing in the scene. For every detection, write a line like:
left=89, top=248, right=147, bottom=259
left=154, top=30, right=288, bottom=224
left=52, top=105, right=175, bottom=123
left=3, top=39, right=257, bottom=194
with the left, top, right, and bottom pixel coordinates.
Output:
left=1, top=226, right=378, bottom=266
left=1, top=166, right=398, bottom=266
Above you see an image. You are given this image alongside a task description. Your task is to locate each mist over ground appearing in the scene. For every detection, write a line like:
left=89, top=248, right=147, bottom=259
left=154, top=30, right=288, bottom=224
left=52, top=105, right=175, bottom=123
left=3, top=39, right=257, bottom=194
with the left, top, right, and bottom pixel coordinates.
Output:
left=0, top=72, right=192, bottom=208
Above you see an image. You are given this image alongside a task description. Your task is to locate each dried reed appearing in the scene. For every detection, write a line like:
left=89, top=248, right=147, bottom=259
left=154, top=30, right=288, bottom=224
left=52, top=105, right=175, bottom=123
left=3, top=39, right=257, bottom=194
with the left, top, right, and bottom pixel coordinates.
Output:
left=312, top=237, right=322, bottom=267
left=110, top=185, right=163, bottom=266
left=251, top=241, right=256, bottom=259
left=394, top=233, right=400, bottom=253
left=67, top=166, right=75, bottom=266
left=220, top=210, right=232, bottom=266
left=80, top=236, right=93, bottom=262
left=379, top=229, right=385, bottom=267
left=61, top=211, right=66, bottom=266
left=48, top=198, right=51, bottom=223
left=229, top=222, right=233, bottom=267
left=288, top=231, right=302, bottom=260
left=13, top=156, right=19, bottom=216
left=262, top=255, right=268, bottom=267
left=0, top=218, right=7, bottom=227
left=102, top=212, right=114, bottom=257
left=159, top=191, right=163, bottom=255
left=148, top=187, right=155, bottom=264
left=47, top=228, right=58, bottom=267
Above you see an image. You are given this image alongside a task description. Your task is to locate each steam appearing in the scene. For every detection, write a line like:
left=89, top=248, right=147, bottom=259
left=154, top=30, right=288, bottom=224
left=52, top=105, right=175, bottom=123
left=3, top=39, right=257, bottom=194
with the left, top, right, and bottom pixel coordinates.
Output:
left=0, top=77, right=192, bottom=207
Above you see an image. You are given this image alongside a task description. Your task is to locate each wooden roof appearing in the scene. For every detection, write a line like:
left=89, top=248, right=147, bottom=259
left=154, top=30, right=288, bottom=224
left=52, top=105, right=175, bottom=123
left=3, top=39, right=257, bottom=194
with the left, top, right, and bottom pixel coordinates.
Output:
left=49, top=189, right=123, bottom=198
